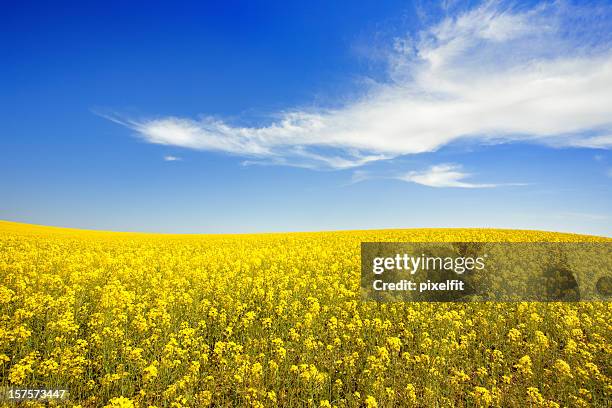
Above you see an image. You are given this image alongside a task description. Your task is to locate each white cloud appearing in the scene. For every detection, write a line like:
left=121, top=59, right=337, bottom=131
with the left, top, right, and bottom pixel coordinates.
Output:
left=349, top=170, right=374, bottom=185
left=557, top=134, right=612, bottom=149
left=163, top=155, right=182, bottom=161
left=607, top=168, right=612, bottom=178
left=107, top=1, right=612, bottom=169
left=397, top=163, right=498, bottom=188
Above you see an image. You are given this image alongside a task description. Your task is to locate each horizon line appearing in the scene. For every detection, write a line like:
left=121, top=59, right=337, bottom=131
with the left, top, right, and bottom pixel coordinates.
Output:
left=1, top=219, right=610, bottom=239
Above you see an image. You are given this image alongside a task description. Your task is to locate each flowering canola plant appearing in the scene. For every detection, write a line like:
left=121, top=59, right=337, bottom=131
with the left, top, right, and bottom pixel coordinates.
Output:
left=0, top=221, right=610, bottom=407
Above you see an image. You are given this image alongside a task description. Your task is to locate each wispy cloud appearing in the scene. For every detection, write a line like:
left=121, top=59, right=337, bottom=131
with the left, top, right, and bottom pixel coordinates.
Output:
left=105, top=1, right=612, bottom=169
left=348, top=170, right=374, bottom=185
left=397, top=163, right=498, bottom=188
left=607, top=168, right=612, bottom=178
left=163, top=155, right=182, bottom=161
left=350, top=163, right=525, bottom=188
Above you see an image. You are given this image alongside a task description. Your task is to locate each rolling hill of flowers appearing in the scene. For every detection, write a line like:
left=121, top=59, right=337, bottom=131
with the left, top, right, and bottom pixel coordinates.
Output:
left=0, top=221, right=610, bottom=407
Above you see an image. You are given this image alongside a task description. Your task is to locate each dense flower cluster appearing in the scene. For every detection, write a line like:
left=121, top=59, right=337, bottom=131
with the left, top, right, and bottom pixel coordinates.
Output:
left=0, top=221, right=610, bottom=407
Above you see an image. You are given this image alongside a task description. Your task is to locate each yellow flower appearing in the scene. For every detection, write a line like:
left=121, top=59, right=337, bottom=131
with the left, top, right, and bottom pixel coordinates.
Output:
left=553, top=359, right=572, bottom=378
left=197, top=391, right=213, bottom=406
left=386, top=336, right=402, bottom=352
left=267, top=391, right=277, bottom=403
left=514, top=355, right=533, bottom=376
left=526, top=387, right=544, bottom=405
left=473, top=386, right=493, bottom=407
left=143, top=362, right=158, bottom=382
left=104, top=396, right=135, bottom=408
left=534, top=331, right=549, bottom=349
left=405, top=383, right=417, bottom=403
left=507, top=328, right=522, bottom=342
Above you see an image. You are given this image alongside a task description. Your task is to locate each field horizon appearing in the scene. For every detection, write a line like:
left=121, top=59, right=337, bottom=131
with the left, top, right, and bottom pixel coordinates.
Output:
left=1, top=220, right=611, bottom=240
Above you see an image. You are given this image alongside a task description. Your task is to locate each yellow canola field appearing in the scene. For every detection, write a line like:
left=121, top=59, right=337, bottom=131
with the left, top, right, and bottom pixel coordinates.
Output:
left=0, top=221, right=610, bottom=407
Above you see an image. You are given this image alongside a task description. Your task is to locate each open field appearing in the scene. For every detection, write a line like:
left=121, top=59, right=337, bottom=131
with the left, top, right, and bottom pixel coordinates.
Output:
left=0, top=221, right=610, bottom=407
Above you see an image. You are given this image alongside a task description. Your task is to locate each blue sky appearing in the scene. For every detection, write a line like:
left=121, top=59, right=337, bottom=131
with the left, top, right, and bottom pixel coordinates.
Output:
left=2, top=0, right=611, bottom=235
